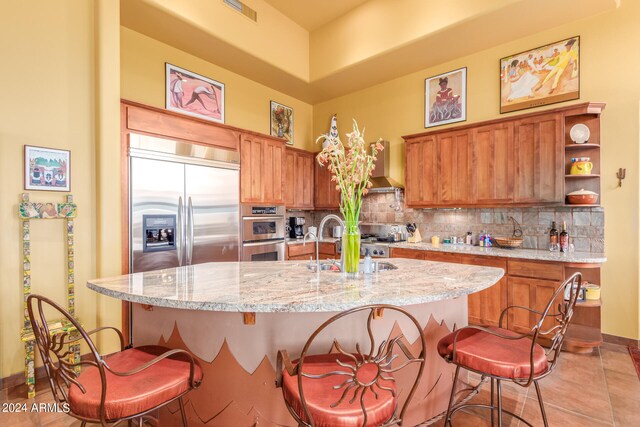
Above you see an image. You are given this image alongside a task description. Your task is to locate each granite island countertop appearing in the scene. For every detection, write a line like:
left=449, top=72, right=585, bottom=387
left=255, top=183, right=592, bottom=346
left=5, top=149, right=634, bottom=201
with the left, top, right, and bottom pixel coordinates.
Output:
left=87, top=259, right=504, bottom=313
left=389, top=242, right=606, bottom=264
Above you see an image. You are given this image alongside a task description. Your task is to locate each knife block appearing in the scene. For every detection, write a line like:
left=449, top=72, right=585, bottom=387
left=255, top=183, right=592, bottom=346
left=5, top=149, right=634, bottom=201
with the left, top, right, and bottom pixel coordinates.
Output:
left=407, top=228, right=422, bottom=243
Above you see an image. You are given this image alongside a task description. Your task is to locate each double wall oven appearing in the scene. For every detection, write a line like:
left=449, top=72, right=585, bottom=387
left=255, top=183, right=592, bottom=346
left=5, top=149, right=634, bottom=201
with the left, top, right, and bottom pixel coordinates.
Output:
left=241, top=205, right=285, bottom=261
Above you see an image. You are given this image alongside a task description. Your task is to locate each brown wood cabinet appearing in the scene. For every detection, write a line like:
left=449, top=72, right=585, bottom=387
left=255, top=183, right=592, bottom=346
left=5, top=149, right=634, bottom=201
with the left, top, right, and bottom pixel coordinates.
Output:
left=438, top=131, right=472, bottom=204
left=389, top=247, right=602, bottom=351
left=284, top=148, right=314, bottom=209
left=507, top=276, right=562, bottom=334
left=402, top=102, right=605, bottom=208
left=314, top=153, right=340, bottom=209
left=286, top=242, right=337, bottom=260
left=240, top=134, right=285, bottom=204
left=513, top=113, right=563, bottom=204
left=404, top=136, right=437, bottom=207
left=472, top=122, right=514, bottom=205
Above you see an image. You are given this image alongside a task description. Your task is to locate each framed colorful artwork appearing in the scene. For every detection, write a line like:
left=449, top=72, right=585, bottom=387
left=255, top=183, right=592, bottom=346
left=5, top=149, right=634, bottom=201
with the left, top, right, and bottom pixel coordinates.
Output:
left=500, top=36, right=580, bottom=113
left=165, top=63, right=225, bottom=123
left=270, top=101, right=294, bottom=145
left=425, top=67, right=467, bottom=128
left=24, top=145, right=71, bottom=192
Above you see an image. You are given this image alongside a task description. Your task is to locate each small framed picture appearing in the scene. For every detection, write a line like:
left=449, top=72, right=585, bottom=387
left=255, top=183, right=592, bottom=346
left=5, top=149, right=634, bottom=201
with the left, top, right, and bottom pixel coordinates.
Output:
left=165, top=63, right=225, bottom=123
left=425, top=67, right=467, bottom=128
left=500, top=36, right=580, bottom=113
left=24, top=145, right=71, bottom=192
left=270, top=101, right=294, bottom=145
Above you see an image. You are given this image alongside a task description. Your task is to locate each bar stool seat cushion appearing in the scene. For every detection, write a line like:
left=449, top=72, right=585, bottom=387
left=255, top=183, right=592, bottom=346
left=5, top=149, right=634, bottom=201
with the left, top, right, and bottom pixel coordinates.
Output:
left=68, top=345, right=203, bottom=420
left=437, top=326, right=549, bottom=379
left=282, top=353, right=397, bottom=427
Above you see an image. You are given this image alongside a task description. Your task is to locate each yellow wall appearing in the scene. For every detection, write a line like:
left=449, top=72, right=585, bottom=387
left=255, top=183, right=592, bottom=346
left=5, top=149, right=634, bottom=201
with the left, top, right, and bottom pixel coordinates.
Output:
left=0, top=0, right=122, bottom=379
left=314, top=1, right=640, bottom=339
left=134, top=0, right=310, bottom=81
left=120, top=27, right=315, bottom=150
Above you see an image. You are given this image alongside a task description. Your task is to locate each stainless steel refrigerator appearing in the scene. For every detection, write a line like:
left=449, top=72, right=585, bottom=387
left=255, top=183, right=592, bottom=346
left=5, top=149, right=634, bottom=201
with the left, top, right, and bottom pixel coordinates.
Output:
left=129, top=133, right=240, bottom=273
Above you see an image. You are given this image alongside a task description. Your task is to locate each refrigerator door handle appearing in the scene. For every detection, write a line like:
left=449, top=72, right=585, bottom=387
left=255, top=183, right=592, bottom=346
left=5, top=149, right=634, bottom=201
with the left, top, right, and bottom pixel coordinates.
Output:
left=177, top=196, right=184, bottom=266
left=186, top=196, right=194, bottom=265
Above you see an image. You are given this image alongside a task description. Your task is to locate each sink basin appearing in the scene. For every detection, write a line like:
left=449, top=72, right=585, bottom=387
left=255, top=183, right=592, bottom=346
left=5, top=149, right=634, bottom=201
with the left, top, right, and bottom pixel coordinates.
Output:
left=306, top=261, right=397, bottom=272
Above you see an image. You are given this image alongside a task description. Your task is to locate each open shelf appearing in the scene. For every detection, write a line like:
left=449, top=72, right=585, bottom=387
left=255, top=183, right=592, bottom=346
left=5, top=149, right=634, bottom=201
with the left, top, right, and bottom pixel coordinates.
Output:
left=565, top=174, right=600, bottom=178
left=565, top=143, right=600, bottom=149
left=563, top=106, right=603, bottom=213
left=576, top=298, right=602, bottom=308
left=563, top=324, right=603, bottom=353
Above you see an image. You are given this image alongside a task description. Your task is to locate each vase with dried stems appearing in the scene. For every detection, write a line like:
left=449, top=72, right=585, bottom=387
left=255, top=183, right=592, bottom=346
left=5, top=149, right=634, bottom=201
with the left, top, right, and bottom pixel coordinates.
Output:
left=316, top=120, right=383, bottom=277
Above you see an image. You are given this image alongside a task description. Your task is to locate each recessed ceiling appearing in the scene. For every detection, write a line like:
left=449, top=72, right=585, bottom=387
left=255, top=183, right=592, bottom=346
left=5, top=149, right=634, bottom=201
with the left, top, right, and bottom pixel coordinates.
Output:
left=263, top=0, right=370, bottom=31
left=122, top=0, right=619, bottom=103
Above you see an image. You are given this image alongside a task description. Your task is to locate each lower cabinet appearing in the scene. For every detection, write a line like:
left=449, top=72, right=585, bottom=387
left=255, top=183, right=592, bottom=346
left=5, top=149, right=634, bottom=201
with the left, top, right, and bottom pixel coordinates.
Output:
left=507, top=276, right=562, bottom=334
left=287, top=242, right=337, bottom=260
left=390, top=248, right=601, bottom=351
left=460, top=256, right=507, bottom=328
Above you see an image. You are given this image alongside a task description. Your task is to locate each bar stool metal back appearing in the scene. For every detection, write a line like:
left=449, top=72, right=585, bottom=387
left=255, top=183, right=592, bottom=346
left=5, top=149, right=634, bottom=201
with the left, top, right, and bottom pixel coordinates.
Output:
left=27, top=294, right=203, bottom=426
left=438, top=272, right=583, bottom=426
left=276, top=304, right=426, bottom=427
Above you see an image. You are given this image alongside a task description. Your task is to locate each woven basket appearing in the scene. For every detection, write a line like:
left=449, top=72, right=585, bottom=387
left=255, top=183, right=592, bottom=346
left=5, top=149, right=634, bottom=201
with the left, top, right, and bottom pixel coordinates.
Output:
left=494, top=237, right=524, bottom=248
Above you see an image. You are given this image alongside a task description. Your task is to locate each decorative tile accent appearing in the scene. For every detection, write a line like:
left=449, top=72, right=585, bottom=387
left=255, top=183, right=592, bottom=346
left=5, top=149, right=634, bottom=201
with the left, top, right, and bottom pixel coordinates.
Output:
left=539, top=211, right=555, bottom=225
left=573, top=211, right=591, bottom=226
left=19, top=193, right=81, bottom=398
left=522, top=210, right=539, bottom=226
left=480, top=212, right=493, bottom=224
left=307, top=194, right=605, bottom=252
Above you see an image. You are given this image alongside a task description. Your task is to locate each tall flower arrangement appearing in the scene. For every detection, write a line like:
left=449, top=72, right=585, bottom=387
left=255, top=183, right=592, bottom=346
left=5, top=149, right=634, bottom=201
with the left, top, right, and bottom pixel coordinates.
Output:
left=316, top=120, right=383, bottom=274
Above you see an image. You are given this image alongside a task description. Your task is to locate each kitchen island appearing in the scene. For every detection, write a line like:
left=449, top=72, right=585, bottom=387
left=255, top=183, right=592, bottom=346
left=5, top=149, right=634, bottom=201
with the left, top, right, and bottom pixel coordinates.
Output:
left=88, top=259, right=504, bottom=426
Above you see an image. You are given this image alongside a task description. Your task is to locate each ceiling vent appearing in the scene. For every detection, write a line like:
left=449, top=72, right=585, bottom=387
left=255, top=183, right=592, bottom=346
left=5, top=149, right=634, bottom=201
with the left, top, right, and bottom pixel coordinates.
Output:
left=223, top=0, right=257, bottom=22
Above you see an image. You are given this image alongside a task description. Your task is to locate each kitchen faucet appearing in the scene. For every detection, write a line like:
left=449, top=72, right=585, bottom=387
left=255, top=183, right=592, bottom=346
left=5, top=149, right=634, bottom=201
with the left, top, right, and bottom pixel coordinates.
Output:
left=318, top=214, right=345, bottom=271
left=303, top=231, right=319, bottom=272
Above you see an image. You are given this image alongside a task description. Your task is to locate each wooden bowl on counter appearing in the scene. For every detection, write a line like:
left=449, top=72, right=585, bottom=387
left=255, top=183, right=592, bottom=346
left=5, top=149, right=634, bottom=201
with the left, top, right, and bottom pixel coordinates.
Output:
left=493, top=237, right=524, bottom=249
left=566, top=189, right=599, bottom=205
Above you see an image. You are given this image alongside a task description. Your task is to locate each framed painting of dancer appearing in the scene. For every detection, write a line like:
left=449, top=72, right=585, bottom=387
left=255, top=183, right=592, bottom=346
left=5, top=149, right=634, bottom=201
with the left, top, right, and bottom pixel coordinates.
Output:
left=165, top=63, right=225, bottom=123
left=424, top=67, right=466, bottom=128
left=270, top=101, right=294, bottom=145
left=500, top=36, right=580, bottom=114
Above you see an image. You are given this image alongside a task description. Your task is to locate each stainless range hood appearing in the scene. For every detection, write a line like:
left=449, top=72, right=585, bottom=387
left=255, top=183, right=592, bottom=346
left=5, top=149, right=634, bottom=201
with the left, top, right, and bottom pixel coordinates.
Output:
left=369, top=140, right=403, bottom=193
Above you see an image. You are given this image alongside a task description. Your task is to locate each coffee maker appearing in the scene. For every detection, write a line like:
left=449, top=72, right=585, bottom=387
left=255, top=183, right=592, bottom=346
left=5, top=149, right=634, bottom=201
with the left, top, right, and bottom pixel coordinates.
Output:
left=288, top=217, right=305, bottom=239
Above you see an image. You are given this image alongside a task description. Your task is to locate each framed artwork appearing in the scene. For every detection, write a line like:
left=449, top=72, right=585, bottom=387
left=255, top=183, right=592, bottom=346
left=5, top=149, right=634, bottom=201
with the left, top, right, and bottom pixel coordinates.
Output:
left=270, top=101, right=294, bottom=145
left=425, top=67, right=467, bottom=128
left=24, top=145, right=70, bottom=192
left=500, top=36, right=580, bottom=114
left=165, top=63, right=225, bottom=123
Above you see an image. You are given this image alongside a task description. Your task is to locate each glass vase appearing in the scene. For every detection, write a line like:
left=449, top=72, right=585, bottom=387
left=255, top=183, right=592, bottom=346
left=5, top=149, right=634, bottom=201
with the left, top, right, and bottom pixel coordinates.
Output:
left=342, top=221, right=361, bottom=278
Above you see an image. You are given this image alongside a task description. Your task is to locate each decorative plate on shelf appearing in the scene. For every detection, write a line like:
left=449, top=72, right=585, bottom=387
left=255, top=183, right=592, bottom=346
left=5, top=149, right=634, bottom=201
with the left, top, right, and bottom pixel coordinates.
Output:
left=570, top=123, right=590, bottom=144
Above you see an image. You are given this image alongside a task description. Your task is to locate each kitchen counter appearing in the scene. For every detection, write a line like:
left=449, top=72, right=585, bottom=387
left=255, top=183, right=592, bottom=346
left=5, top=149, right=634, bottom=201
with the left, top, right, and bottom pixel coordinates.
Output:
left=390, top=242, right=606, bottom=264
left=87, top=258, right=503, bottom=313
left=87, top=259, right=503, bottom=425
left=285, top=237, right=339, bottom=245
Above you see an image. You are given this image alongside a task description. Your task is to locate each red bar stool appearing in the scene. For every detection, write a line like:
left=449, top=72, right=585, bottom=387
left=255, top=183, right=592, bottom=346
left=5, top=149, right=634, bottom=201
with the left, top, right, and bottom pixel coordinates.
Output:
left=437, top=272, right=583, bottom=426
left=275, top=304, right=426, bottom=427
left=27, top=294, right=203, bottom=426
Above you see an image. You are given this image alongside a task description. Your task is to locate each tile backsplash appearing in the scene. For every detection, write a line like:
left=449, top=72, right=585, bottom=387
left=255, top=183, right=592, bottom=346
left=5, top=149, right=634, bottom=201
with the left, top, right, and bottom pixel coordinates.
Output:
left=290, top=192, right=605, bottom=252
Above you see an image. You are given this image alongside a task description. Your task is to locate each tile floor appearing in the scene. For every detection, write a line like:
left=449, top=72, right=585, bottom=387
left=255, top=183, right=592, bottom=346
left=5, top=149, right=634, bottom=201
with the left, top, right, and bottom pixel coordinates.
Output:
left=1, top=343, right=638, bottom=426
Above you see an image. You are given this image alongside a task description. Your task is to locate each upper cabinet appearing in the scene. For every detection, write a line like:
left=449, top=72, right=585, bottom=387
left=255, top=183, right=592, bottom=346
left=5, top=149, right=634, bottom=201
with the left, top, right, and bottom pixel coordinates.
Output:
left=284, top=148, right=314, bottom=209
left=513, top=113, right=563, bottom=204
left=472, top=122, right=514, bottom=205
left=314, top=152, right=341, bottom=209
left=403, top=102, right=605, bottom=208
left=405, top=136, right=437, bottom=206
left=240, top=134, right=285, bottom=204
left=438, top=130, right=472, bottom=205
